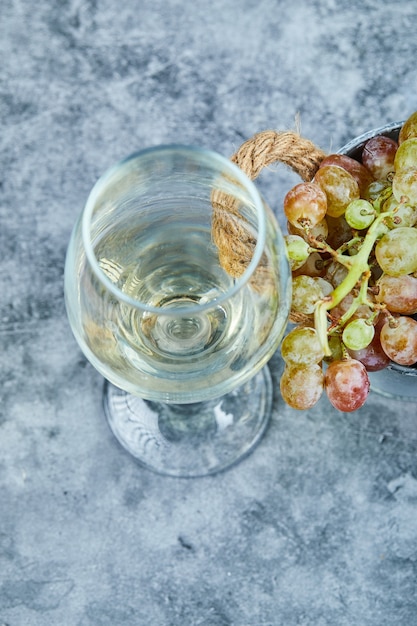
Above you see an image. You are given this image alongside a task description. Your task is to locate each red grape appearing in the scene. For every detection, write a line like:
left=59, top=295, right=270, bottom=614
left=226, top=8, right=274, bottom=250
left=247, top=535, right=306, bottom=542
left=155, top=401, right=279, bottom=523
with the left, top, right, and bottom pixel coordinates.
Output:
left=314, top=165, right=360, bottom=218
left=324, top=359, right=370, bottom=412
left=284, top=182, right=327, bottom=228
left=361, top=135, right=398, bottom=180
left=380, top=316, right=417, bottom=365
left=330, top=291, right=375, bottom=324
left=375, top=227, right=417, bottom=276
left=375, top=274, right=417, bottom=314
left=319, top=153, right=374, bottom=195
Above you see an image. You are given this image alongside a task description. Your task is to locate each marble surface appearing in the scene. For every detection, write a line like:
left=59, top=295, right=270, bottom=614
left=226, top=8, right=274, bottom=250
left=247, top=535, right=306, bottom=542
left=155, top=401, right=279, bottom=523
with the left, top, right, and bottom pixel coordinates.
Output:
left=1, top=1, right=417, bottom=624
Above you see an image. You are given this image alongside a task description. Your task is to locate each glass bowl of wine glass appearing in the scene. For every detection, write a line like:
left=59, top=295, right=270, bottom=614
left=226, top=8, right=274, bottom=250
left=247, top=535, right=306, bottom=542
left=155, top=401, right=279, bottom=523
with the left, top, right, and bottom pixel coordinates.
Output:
left=64, top=145, right=291, bottom=476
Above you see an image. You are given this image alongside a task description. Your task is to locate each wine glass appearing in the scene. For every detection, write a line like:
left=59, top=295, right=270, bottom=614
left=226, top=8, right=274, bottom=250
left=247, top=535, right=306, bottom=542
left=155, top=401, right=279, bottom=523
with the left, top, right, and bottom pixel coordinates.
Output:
left=64, top=145, right=290, bottom=476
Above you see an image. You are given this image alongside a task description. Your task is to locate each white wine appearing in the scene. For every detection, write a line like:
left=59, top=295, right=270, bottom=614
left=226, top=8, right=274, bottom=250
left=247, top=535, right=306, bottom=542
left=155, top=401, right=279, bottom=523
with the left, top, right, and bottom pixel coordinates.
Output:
left=70, top=213, right=282, bottom=403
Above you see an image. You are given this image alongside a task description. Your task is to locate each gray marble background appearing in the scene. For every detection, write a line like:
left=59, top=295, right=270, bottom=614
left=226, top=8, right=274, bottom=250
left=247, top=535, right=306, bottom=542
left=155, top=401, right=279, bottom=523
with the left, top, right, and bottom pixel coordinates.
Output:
left=1, top=1, right=417, bottom=624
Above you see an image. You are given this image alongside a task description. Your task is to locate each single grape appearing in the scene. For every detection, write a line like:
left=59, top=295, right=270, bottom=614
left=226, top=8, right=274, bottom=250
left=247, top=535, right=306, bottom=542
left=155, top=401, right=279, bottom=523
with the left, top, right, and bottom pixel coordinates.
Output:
left=347, top=312, right=390, bottom=371
left=380, top=316, right=417, bottom=365
left=399, top=111, right=417, bottom=144
left=325, top=215, right=354, bottom=249
left=393, top=138, right=417, bottom=172
left=375, top=227, right=417, bottom=276
left=284, top=182, right=327, bottom=228
left=291, top=275, right=330, bottom=315
left=382, top=194, right=417, bottom=228
left=363, top=179, right=391, bottom=204
left=281, top=326, right=325, bottom=365
left=324, top=259, right=349, bottom=289
left=292, top=252, right=326, bottom=278
left=347, top=329, right=391, bottom=371
left=330, top=291, right=375, bottom=323
left=345, top=199, right=376, bottom=230
left=280, top=363, right=324, bottom=410
left=342, top=318, right=375, bottom=351
left=370, top=262, right=383, bottom=284
left=315, top=277, right=333, bottom=297
left=361, top=135, right=398, bottom=180
left=314, top=165, right=360, bottom=218
left=324, top=359, right=370, bottom=412
left=284, top=235, right=310, bottom=270
left=324, top=335, right=344, bottom=362
left=318, top=154, right=374, bottom=195
left=368, top=185, right=394, bottom=214
left=287, top=217, right=329, bottom=243
left=392, top=167, right=417, bottom=205
left=375, top=274, right=417, bottom=314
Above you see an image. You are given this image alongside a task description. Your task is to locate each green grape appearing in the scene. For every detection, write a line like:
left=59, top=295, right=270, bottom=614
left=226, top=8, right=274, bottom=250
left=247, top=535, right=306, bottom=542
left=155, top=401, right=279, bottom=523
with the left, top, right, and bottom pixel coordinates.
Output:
left=393, top=138, right=417, bottom=171
left=363, top=179, right=391, bottom=203
left=392, top=167, right=417, bottom=205
left=280, top=363, right=324, bottom=410
left=315, top=277, right=333, bottom=297
left=342, top=318, right=375, bottom=351
left=281, top=327, right=325, bottom=365
left=375, top=227, right=417, bottom=276
left=399, top=111, right=417, bottom=144
left=314, top=165, right=360, bottom=218
left=284, top=235, right=310, bottom=270
left=345, top=199, right=376, bottom=230
left=346, top=317, right=391, bottom=371
left=382, top=194, right=417, bottom=228
left=291, top=275, right=329, bottom=314
left=370, top=185, right=393, bottom=213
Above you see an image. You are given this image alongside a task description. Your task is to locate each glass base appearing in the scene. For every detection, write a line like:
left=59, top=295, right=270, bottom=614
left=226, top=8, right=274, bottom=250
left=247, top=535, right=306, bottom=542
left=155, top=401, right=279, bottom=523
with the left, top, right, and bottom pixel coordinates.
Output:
left=103, top=368, right=272, bottom=477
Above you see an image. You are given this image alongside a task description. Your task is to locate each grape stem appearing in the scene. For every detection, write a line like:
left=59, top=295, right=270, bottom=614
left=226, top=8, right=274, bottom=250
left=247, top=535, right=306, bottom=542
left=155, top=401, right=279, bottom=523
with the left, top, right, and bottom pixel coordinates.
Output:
left=328, top=272, right=372, bottom=334
left=314, top=211, right=391, bottom=356
left=308, top=235, right=361, bottom=267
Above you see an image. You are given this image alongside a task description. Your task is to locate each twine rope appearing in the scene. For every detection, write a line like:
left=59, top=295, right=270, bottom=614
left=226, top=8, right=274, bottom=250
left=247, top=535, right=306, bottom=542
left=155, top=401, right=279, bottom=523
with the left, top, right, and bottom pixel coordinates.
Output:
left=212, top=130, right=326, bottom=286
left=230, top=130, right=326, bottom=183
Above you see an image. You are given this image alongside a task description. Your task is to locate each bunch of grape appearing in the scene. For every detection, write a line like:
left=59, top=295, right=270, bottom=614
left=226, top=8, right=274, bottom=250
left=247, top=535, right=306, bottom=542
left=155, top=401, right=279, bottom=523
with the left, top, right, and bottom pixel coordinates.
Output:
left=281, top=110, right=417, bottom=412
